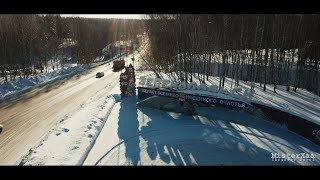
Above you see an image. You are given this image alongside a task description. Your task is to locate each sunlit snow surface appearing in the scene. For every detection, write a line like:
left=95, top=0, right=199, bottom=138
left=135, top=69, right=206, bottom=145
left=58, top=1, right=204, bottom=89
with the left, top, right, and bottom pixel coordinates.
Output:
left=0, top=64, right=89, bottom=102
left=86, top=97, right=319, bottom=166
left=19, top=52, right=320, bottom=166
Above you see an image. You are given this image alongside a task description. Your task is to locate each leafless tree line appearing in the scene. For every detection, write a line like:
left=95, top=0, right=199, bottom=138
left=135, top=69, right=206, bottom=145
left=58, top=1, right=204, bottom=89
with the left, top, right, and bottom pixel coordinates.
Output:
left=144, top=14, right=320, bottom=95
left=0, top=15, right=144, bottom=83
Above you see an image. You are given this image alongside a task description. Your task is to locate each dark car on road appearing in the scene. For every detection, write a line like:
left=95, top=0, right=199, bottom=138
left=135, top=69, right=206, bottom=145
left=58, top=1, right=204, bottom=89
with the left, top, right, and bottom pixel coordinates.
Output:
left=96, top=72, right=104, bottom=78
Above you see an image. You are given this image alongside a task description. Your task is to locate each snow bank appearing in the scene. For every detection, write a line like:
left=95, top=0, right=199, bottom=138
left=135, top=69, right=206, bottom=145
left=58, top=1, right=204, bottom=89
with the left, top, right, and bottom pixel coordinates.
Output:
left=0, top=64, right=90, bottom=102
left=139, top=73, right=320, bottom=125
left=19, top=93, right=117, bottom=165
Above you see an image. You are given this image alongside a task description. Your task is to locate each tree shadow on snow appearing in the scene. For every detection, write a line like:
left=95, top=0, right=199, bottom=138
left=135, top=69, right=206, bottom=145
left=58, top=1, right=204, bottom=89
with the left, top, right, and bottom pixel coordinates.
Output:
left=193, top=106, right=320, bottom=164
left=117, top=96, right=140, bottom=165
left=113, top=96, right=318, bottom=165
left=137, top=106, right=298, bottom=166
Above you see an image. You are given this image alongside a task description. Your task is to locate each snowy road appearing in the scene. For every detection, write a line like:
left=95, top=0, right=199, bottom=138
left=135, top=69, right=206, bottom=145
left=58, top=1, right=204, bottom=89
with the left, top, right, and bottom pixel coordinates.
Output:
left=0, top=62, right=120, bottom=165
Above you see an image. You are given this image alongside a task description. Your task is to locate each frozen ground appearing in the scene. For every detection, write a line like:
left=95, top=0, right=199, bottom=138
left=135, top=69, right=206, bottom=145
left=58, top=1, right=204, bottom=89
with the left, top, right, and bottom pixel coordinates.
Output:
left=146, top=73, right=320, bottom=126
left=0, top=64, right=90, bottom=102
left=18, top=50, right=320, bottom=166
left=84, top=96, right=319, bottom=165
left=19, top=80, right=120, bottom=165
left=0, top=58, right=113, bottom=103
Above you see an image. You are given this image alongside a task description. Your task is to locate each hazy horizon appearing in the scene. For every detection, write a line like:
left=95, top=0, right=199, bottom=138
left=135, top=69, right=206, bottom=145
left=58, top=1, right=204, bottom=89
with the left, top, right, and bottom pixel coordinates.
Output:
left=60, top=14, right=144, bottom=19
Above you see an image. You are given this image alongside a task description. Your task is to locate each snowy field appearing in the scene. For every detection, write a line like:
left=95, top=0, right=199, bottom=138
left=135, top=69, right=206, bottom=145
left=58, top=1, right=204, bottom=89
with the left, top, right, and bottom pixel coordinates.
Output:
left=18, top=51, right=320, bottom=166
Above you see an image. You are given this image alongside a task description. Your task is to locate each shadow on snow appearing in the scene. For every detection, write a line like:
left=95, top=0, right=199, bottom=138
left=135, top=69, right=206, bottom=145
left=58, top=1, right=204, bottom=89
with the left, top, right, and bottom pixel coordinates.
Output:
left=113, top=96, right=320, bottom=165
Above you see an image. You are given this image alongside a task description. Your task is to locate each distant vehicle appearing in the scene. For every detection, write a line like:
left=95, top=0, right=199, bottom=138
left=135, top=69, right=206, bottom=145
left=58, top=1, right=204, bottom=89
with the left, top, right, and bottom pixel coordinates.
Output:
left=0, top=124, right=3, bottom=134
left=112, top=60, right=125, bottom=72
left=96, top=72, right=104, bottom=78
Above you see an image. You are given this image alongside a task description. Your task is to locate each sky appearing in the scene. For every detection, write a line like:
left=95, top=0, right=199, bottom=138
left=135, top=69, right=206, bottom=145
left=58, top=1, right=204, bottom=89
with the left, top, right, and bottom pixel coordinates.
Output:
left=60, top=14, right=144, bottom=19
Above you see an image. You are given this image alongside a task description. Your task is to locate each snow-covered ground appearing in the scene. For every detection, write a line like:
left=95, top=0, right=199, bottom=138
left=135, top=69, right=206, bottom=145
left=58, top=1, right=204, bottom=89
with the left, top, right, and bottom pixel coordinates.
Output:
left=18, top=55, right=138, bottom=165
left=18, top=51, right=320, bottom=166
left=84, top=97, right=319, bottom=165
left=0, top=63, right=90, bottom=102
left=151, top=73, right=320, bottom=126
left=20, top=91, right=118, bottom=165
left=0, top=57, right=117, bottom=104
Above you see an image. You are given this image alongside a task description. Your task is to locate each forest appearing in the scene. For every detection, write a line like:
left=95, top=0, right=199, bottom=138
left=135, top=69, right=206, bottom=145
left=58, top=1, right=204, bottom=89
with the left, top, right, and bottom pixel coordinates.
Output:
left=0, top=14, right=143, bottom=82
left=1, top=14, right=319, bottom=96
left=144, top=14, right=320, bottom=95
